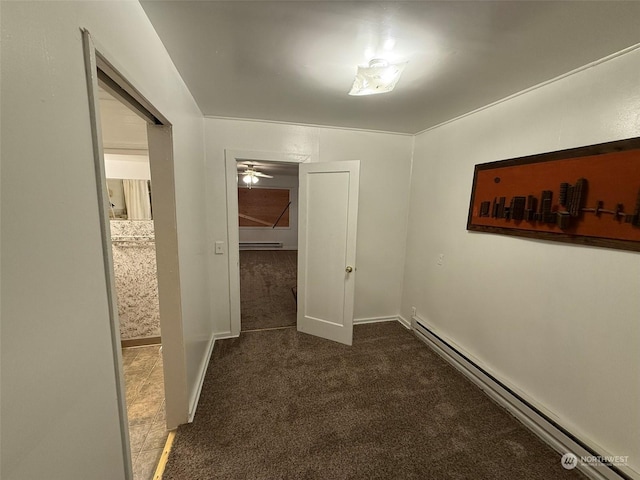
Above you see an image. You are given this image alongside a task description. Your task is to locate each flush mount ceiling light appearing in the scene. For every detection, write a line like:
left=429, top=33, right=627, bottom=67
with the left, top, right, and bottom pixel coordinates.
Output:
left=348, top=58, right=408, bottom=96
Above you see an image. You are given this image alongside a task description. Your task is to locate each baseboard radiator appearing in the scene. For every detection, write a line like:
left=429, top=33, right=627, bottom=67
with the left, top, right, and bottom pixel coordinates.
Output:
left=239, top=241, right=283, bottom=250
left=412, top=317, right=633, bottom=480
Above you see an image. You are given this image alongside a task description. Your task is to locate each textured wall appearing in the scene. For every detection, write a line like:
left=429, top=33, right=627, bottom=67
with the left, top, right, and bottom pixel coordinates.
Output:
left=111, top=221, right=160, bottom=340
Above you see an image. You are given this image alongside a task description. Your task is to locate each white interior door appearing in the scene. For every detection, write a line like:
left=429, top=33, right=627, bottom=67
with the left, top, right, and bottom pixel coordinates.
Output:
left=297, top=160, right=359, bottom=345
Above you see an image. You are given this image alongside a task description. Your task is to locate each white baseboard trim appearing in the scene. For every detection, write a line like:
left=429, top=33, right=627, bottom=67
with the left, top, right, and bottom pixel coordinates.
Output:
left=397, top=315, right=411, bottom=330
left=187, top=333, right=216, bottom=423
left=353, top=315, right=398, bottom=325
left=187, top=329, right=243, bottom=422
left=214, top=331, right=240, bottom=340
left=352, top=315, right=411, bottom=330
left=412, top=316, right=634, bottom=480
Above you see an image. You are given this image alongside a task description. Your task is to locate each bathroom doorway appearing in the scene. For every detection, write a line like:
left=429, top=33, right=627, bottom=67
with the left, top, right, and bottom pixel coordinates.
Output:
left=98, top=85, right=168, bottom=479
left=84, top=30, right=187, bottom=480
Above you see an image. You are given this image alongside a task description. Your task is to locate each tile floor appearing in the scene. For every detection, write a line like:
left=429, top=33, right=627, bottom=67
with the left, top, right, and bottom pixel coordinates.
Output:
left=122, top=344, right=169, bottom=480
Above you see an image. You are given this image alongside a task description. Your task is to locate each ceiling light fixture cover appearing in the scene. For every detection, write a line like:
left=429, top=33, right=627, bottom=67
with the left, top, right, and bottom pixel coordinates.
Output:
left=349, top=58, right=407, bottom=96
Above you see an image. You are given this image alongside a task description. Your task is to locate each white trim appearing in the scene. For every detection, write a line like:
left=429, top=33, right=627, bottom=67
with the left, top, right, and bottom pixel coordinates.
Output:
left=103, top=147, right=148, bottom=155
left=225, top=152, right=242, bottom=338
left=86, top=28, right=190, bottom=432
left=415, top=42, right=640, bottom=136
left=147, top=125, right=190, bottom=430
left=102, top=144, right=148, bottom=154
left=230, top=149, right=311, bottom=164
left=187, top=334, right=216, bottom=422
left=205, top=114, right=413, bottom=137
left=396, top=137, right=416, bottom=313
left=82, top=30, right=134, bottom=480
left=396, top=315, right=411, bottom=330
left=188, top=329, right=247, bottom=420
left=353, top=315, right=399, bottom=325
left=412, top=315, right=634, bottom=480
left=214, top=331, right=240, bottom=340
left=225, top=149, right=311, bottom=337
left=334, top=315, right=412, bottom=329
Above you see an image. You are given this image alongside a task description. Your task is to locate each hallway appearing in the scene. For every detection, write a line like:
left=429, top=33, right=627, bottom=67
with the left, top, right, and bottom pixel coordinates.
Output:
left=240, top=250, right=298, bottom=331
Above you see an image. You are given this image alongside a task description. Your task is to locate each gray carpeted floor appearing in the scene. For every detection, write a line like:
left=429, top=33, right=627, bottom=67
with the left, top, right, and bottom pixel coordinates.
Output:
left=164, top=322, right=585, bottom=480
left=240, top=250, right=297, bottom=331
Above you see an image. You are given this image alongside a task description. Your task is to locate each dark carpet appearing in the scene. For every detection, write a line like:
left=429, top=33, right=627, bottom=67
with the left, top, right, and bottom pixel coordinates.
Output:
left=164, top=322, right=585, bottom=480
left=240, top=250, right=297, bottom=331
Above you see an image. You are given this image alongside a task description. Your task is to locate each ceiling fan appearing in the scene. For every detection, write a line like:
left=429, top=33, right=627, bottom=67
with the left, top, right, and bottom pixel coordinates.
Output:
left=238, top=164, right=273, bottom=189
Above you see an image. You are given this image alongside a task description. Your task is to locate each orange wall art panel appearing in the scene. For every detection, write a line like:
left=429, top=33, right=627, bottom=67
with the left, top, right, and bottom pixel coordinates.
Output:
left=467, top=137, right=640, bottom=252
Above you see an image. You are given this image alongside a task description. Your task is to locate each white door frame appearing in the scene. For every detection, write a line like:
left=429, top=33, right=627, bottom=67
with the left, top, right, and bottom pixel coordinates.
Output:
left=83, top=30, right=188, bottom=479
left=224, top=149, right=310, bottom=336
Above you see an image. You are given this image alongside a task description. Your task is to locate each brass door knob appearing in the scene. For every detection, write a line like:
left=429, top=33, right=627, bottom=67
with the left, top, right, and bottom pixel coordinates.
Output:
left=345, top=266, right=353, bottom=273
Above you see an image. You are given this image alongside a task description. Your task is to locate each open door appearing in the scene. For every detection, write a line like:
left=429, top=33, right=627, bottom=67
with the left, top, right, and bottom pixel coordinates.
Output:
left=297, top=161, right=360, bottom=345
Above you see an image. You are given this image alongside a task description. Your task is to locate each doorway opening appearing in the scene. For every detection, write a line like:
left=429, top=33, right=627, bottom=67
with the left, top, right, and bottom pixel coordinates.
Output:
left=226, top=151, right=360, bottom=345
left=236, top=161, right=299, bottom=332
left=83, top=30, right=188, bottom=480
left=224, top=150, right=310, bottom=337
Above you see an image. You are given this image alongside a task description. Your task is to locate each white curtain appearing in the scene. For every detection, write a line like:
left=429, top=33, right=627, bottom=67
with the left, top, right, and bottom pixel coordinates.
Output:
left=123, top=179, right=152, bottom=220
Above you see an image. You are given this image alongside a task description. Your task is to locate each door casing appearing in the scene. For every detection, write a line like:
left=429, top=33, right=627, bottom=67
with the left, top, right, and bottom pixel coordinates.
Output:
left=83, top=29, right=189, bottom=480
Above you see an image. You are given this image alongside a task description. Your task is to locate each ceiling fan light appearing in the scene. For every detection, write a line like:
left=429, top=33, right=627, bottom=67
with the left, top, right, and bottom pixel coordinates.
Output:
left=348, top=59, right=407, bottom=96
left=242, top=174, right=252, bottom=184
left=252, top=176, right=259, bottom=184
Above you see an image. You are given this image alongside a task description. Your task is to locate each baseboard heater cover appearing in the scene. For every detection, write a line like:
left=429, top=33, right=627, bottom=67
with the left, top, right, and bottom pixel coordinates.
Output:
left=412, top=317, right=633, bottom=480
left=239, top=241, right=283, bottom=249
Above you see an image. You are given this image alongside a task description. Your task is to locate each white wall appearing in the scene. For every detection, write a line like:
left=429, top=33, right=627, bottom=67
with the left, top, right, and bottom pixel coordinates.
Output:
left=239, top=175, right=299, bottom=250
left=401, top=48, right=640, bottom=473
left=1, top=2, right=211, bottom=479
left=205, top=118, right=413, bottom=334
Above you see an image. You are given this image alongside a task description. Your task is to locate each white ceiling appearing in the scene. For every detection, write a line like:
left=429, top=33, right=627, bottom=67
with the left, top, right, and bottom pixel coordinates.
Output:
left=141, top=1, right=640, bottom=134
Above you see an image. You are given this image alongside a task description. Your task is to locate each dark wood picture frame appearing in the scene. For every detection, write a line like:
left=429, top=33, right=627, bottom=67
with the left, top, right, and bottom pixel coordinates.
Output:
left=467, top=137, right=640, bottom=252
